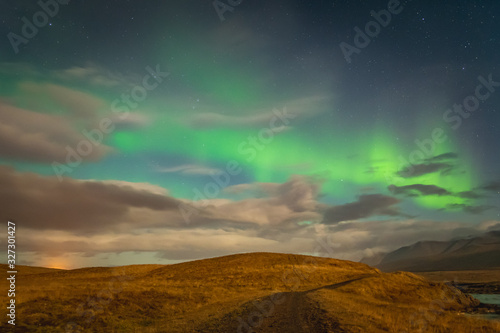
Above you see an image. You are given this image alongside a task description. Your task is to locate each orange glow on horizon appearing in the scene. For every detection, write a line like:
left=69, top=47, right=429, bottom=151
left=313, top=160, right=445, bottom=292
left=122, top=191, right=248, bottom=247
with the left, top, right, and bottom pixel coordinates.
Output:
left=44, top=259, right=69, bottom=270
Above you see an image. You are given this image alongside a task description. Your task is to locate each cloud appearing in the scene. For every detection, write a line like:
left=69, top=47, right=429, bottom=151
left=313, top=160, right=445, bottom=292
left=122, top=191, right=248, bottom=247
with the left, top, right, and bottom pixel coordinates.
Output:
left=0, top=62, right=135, bottom=89
left=223, top=183, right=257, bottom=194
left=388, top=184, right=451, bottom=197
left=456, top=190, right=484, bottom=199
left=188, top=175, right=325, bottom=227
left=1, top=166, right=495, bottom=266
left=0, top=62, right=136, bottom=89
left=89, top=180, right=170, bottom=196
left=478, top=220, right=500, bottom=232
left=187, top=95, right=330, bottom=130
left=155, top=164, right=222, bottom=176
left=19, top=81, right=106, bottom=120
left=478, top=180, right=500, bottom=193
left=110, top=113, right=150, bottom=130
left=0, top=166, right=182, bottom=233
left=425, top=152, right=458, bottom=162
left=15, top=218, right=500, bottom=266
left=275, top=175, right=324, bottom=212
left=188, top=111, right=287, bottom=130
left=16, top=227, right=313, bottom=263
left=0, top=101, right=113, bottom=163
left=397, top=162, right=454, bottom=178
left=447, top=204, right=496, bottom=215
left=323, top=194, right=402, bottom=224
left=396, top=152, right=458, bottom=178
left=0, top=168, right=327, bottom=235
left=389, top=184, right=491, bottom=200
left=3, top=165, right=494, bottom=267
left=0, top=79, right=153, bottom=164
left=53, top=64, right=134, bottom=88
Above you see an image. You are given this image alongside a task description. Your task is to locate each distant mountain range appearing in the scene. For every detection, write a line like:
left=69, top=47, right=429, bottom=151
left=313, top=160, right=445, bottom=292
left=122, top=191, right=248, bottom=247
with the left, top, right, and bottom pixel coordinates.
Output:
left=362, top=230, right=500, bottom=272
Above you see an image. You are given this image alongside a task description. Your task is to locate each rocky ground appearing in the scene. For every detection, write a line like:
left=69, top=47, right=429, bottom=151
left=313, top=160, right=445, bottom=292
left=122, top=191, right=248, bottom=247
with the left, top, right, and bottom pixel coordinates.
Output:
left=454, top=282, right=500, bottom=294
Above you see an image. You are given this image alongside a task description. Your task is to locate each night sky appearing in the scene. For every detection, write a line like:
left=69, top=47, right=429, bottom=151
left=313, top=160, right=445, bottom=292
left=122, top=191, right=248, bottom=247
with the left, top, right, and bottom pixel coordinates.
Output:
left=0, top=0, right=499, bottom=269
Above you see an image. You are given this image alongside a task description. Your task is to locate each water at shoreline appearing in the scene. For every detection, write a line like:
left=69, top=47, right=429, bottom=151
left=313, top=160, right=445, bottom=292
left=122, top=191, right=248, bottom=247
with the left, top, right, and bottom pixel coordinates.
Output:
left=466, top=313, right=500, bottom=321
left=472, top=294, right=500, bottom=305
left=468, top=294, right=500, bottom=321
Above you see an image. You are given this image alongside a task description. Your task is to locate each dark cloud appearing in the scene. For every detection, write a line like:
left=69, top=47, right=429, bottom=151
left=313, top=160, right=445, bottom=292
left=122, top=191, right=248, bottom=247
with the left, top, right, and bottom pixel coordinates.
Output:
left=364, top=166, right=379, bottom=175
left=0, top=166, right=182, bottom=233
left=274, top=175, right=323, bottom=212
left=397, top=162, right=454, bottom=178
left=396, top=152, right=458, bottom=178
left=389, top=184, right=451, bottom=197
left=389, top=184, right=489, bottom=200
left=190, top=175, right=325, bottom=226
left=323, top=194, right=402, bottom=224
left=456, top=190, right=484, bottom=199
left=447, top=204, right=496, bottom=215
left=13, top=218, right=499, bottom=265
left=425, top=152, right=458, bottom=162
left=478, top=180, right=500, bottom=192
left=0, top=170, right=323, bottom=236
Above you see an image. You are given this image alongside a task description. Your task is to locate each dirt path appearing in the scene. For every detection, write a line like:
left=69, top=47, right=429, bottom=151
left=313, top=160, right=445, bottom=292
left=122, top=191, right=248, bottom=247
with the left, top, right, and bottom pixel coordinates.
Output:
left=246, top=276, right=374, bottom=333
left=200, top=255, right=377, bottom=332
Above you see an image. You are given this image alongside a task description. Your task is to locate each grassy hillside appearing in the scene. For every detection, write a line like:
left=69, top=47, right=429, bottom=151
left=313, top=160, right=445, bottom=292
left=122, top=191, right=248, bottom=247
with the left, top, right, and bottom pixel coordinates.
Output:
left=0, top=252, right=498, bottom=332
left=0, top=263, right=62, bottom=275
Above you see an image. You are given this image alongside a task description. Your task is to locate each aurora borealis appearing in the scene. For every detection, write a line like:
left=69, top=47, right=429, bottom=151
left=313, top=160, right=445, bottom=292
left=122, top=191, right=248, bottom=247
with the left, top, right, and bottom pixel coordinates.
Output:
left=0, top=0, right=499, bottom=269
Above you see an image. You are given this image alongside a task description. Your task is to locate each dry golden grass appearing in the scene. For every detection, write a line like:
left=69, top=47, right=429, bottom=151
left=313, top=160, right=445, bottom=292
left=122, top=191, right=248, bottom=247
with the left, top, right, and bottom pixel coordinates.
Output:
left=0, top=263, right=62, bottom=275
left=0, top=253, right=498, bottom=332
left=310, top=272, right=500, bottom=332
